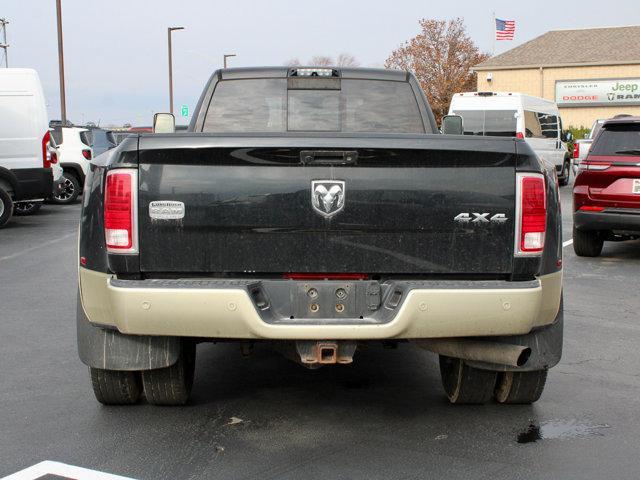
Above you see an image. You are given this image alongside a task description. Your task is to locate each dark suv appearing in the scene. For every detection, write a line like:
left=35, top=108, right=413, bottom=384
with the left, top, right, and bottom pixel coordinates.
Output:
left=573, top=116, right=640, bottom=256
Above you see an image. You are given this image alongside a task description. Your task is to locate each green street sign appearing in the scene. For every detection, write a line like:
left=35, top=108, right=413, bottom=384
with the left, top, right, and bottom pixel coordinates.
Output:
left=181, top=105, right=189, bottom=117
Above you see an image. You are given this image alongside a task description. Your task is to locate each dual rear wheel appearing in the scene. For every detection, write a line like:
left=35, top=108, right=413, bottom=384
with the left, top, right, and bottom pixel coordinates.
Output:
left=89, top=340, right=196, bottom=406
left=439, top=356, right=547, bottom=405
left=89, top=343, right=546, bottom=406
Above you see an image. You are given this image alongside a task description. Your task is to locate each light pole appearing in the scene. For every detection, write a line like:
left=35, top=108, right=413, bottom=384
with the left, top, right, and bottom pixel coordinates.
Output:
left=168, top=26, right=184, bottom=114
left=223, top=54, right=236, bottom=69
left=55, top=0, right=67, bottom=124
left=0, top=18, right=8, bottom=68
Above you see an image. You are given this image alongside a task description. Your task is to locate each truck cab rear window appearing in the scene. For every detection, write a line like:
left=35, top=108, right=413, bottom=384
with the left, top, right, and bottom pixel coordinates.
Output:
left=203, top=78, right=425, bottom=134
left=453, top=110, right=517, bottom=137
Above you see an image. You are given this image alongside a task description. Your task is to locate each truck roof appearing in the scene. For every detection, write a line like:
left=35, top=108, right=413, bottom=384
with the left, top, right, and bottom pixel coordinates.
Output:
left=454, top=91, right=555, bottom=102
left=450, top=92, right=559, bottom=114
left=602, top=115, right=640, bottom=125
left=218, top=66, right=409, bottom=82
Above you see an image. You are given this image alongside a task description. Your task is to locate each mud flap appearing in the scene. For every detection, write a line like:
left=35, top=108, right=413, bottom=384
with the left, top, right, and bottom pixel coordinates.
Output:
left=76, top=293, right=180, bottom=371
left=465, top=296, right=564, bottom=372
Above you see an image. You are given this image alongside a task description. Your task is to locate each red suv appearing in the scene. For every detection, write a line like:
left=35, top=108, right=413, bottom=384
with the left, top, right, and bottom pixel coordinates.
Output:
left=573, top=116, right=640, bottom=256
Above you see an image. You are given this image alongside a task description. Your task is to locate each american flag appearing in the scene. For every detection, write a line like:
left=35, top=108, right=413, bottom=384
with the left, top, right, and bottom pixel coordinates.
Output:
left=495, top=18, right=516, bottom=40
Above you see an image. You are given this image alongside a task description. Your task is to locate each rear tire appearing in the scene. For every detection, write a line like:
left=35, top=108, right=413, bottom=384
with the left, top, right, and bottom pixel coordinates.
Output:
left=439, top=356, right=498, bottom=404
left=52, top=173, right=80, bottom=204
left=89, top=367, right=142, bottom=405
left=13, top=201, right=43, bottom=216
left=142, top=340, right=196, bottom=406
left=573, top=226, right=604, bottom=257
left=495, top=370, right=548, bottom=404
left=558, top=161, right=570, bottom=186
left=0, top=188, right=13, bottom=228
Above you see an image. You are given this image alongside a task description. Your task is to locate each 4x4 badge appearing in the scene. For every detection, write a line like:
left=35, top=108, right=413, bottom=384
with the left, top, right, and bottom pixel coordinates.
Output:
left=311, top=180, right=345, bottom=218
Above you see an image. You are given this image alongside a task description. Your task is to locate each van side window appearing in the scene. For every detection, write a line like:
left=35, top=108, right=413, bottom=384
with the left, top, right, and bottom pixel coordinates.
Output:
left=524, top=111, right=558, bottom=139
left=537, top=113, right=559, bottom=139
left=524, top=110, right=542, bottom=138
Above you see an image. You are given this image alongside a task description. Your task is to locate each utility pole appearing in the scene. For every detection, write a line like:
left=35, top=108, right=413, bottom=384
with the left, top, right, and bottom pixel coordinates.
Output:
left=223, top=54, right=236, bottom=68
left=0, top=18, right=9, bottom=68
left=55, top=0, right=67, bottom=124
left=167, top=26, right=184, bottom=114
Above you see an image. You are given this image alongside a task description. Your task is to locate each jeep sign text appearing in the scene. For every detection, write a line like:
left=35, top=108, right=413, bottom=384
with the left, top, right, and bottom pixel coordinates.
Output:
left=556, top=79, right=640, bottom=107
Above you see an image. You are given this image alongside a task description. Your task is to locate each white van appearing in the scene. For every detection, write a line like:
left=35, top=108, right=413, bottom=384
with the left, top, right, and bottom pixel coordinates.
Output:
left=448, top=92, right=572, bottom=186
left=0, top=68, right=57, bottom=226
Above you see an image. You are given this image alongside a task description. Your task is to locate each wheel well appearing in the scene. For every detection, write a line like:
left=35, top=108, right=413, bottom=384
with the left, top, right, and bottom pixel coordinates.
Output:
left=0, top=167, right=18, bottom=197
left=62, top=166, right=81, bottom=182
left=0, top=178, right=13, bottom=196
left=60, top=165, right=85, bottom=192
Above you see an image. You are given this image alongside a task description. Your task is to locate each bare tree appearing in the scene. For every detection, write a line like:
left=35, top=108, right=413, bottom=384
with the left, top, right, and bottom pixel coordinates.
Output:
left=336, top=53, right=360, bottom=67
left=385, top=18, right=489, bottom=123
left=284, top=54, right=360, bottom=68
left=310, top=55, right=333, bottom=66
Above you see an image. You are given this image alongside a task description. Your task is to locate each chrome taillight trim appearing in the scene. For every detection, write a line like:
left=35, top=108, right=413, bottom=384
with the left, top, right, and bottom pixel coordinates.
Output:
left=514, top=172, right=546, bottom=257
left=105, top=168, right=139, bottom=255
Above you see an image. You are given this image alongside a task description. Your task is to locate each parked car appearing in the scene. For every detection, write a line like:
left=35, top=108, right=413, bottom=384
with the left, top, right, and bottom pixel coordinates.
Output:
left=50, top=126, right=93, bottom=204
left=573, top=116, right=640, bottom=256
left=449, top=92, right=572, bottom=186
left=572, top=119, right=605, bottom=173
left=86, top=128, right=117, bottom=157
left=0, top=68, right=56, bottom=227
left=77, top=67, right=563, bottom=407
left=112, top=131, right=132, bottom=145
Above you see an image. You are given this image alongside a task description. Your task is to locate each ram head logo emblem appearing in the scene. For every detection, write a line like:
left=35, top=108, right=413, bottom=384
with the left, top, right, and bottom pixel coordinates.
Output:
left=311, top=180, right=345, bottom=218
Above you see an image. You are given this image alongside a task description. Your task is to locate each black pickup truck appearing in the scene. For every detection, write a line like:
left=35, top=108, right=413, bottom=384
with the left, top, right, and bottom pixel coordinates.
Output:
left=77, top=67, right=563, bottom=406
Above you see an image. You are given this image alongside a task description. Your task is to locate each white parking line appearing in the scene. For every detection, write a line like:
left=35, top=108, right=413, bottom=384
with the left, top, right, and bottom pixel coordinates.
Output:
left=563, top=239, right=573, bottom=248
left=1, top=461, right=136, bottom=480
left=0, top=232, right=75, bottom=262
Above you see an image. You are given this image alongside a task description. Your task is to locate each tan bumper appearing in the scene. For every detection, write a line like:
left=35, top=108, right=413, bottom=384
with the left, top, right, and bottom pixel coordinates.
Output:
left=79, top=268, right=562, bottom=340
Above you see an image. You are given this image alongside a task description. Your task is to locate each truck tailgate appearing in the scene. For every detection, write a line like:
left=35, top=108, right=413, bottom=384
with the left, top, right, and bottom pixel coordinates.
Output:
left=137, top=135, right=517, bottom=275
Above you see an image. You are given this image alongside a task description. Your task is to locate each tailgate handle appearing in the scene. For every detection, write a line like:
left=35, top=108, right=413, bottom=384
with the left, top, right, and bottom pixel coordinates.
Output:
left=300, top=150, right=357, bottom=165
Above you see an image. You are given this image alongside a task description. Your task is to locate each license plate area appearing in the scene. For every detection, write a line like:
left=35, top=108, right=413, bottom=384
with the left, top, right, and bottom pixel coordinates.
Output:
left=293, top=281, right=381, bottom=319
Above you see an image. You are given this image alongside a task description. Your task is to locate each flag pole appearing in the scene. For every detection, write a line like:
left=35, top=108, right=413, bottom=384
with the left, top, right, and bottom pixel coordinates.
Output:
left=492, top=12, right=496, bottom=56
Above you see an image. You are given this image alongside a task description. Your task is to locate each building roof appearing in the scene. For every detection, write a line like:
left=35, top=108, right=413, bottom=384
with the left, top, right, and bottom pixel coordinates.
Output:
left=475, top=25, right=640, bottom=70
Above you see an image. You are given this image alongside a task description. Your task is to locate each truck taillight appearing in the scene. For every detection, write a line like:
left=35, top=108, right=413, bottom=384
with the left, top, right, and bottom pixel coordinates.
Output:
left=573, top=142, right=579, bottom=158
left=42, top=131, right=52, bottom=168
left=516, top=132, right=524, bottom=139
left=104, top=169, right=138, bottom=253
left=82, top=149, right=92, bottom=160
left=515, top=173, right=546, bottom=255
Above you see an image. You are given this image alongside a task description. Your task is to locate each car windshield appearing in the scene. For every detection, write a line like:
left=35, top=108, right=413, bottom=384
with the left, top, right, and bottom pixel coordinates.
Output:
left=590, top=123, right=640, bottom=156
left=453, top=110, right=517, bottom=137
left=202, top=78, right=426, bottom=134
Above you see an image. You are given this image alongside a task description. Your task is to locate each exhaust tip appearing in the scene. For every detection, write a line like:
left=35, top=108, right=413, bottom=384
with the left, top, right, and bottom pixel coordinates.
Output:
left=516, top=347, right=532, bottom=367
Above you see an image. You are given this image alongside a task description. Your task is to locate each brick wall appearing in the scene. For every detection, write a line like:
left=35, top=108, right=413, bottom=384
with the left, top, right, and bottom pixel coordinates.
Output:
left=476, top=64, right=640, bottom=128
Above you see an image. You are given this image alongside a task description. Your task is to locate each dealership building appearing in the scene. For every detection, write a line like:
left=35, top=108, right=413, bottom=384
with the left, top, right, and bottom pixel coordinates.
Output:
left=473, top=25, right=640, bottom=128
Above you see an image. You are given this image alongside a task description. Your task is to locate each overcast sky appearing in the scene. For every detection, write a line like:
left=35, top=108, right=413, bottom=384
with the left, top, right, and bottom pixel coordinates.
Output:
left=2, top=0, right=639, bottom=126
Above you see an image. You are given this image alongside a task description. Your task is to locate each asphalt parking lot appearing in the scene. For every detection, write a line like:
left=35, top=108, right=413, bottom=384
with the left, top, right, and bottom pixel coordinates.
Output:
left=1, top=184, right=639, bottom=480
